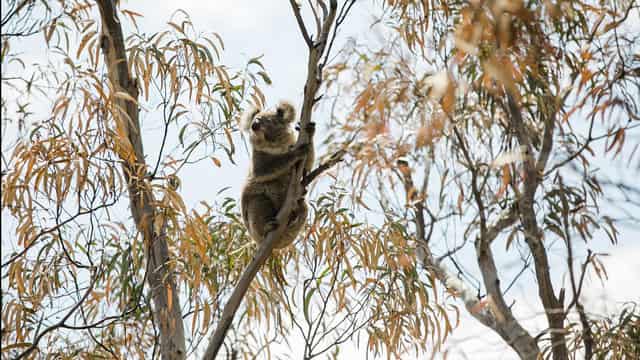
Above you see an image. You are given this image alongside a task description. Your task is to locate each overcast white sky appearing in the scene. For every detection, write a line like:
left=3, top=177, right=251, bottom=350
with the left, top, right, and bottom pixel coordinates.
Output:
left=2, top=1, right=639, bottom=359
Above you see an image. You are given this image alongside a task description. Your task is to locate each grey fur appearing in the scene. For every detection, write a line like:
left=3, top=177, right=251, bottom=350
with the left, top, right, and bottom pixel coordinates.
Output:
left=240, top=101, right=314, bottom=249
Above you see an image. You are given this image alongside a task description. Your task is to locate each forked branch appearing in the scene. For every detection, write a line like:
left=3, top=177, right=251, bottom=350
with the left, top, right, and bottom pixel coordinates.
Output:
left=396, top=158, right=540, bottom=360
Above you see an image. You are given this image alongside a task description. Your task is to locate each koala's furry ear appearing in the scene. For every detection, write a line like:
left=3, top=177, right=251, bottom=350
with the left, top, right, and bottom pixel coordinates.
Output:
left=276, top=101, right=296, bottom=123
left=240, top=106, right=260, bottom=131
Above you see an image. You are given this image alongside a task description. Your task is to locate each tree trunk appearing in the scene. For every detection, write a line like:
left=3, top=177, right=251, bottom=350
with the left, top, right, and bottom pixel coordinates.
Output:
left=96, top=1, right=187, bottom=358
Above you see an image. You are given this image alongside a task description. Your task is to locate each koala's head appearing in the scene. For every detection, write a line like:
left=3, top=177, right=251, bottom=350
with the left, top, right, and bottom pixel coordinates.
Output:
left=241, top=101, right=297, bottom=154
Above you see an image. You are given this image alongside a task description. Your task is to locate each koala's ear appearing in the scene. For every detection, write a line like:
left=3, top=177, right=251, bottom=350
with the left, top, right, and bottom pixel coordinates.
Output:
left=276, top=101, right=296, bottom=123
left=240, top=106, right=260, bottom=131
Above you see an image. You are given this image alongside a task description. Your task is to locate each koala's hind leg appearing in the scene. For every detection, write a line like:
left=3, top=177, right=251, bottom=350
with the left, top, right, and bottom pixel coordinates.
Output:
left=242, top=194, right=278, bottom=244
left=274, top=199, right=308, bottom=249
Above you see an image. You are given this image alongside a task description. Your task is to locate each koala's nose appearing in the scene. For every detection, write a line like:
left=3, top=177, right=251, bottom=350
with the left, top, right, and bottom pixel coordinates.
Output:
left=251, top=121, right=260, bottom=131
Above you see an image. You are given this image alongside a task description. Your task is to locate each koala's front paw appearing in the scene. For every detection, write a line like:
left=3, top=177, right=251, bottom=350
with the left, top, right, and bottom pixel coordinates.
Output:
left=305, top=122, right=316, bottom=136
left=296, top=121, right=316, bottom=135
left=264, top=219, right=279, bottom=234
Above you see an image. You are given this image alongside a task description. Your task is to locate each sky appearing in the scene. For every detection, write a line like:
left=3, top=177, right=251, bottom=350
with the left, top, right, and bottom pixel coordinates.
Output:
left=2, top=0, right=639, bottom=359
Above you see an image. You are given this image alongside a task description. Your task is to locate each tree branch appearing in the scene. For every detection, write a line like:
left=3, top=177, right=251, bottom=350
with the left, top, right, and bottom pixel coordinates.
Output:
left=302, top=149, right=345, bottom=187
left=505, top=92, right=568, bottom=359
left=202, top=2, right=343, bottom=357
left=559, top=179, right=593, bottom=359
left=203, top=168, right=303, bottom=359
left=396, top=158, right=540, bottom=359
left=289, top=0, right=313, bottom=47
left=307, top=0, right=322, bottom=37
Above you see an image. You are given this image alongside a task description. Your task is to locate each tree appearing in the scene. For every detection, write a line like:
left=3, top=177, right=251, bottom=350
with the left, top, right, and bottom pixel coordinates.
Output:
left=321, top=0, right=639, bottom=358
left=2, top=0, right=639, bottom=359
left=2, top=0, right=269, bottom=358
left=3, top=1, right=412, bottom=359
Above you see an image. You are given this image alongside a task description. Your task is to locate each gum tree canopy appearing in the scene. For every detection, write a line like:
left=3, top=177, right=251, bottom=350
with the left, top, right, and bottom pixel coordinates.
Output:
left=1, top=0, right=639, bottom=359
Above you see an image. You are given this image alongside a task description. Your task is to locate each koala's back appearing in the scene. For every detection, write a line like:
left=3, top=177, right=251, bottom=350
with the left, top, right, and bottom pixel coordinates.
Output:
left=241, top=151, right=296, bottom=247
left=244, top=171, right=290, bottom=206
left=242, top=178, right=307, bottom=246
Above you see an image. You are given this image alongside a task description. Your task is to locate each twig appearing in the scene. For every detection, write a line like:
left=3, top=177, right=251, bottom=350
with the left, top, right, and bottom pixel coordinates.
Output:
left=302, top=149, right=346, bottom=187
left=307, top=0, right=322, bottom=36
left=289, top=0, right=313, bottom=47
left=1, top=200, right=118, bottom=268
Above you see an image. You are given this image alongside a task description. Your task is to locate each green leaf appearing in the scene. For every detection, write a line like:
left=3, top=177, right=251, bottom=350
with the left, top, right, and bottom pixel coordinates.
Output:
left=303, top=287, right=316, bottom=324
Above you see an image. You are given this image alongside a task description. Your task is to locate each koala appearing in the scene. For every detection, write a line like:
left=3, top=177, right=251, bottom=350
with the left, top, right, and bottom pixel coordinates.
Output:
left=240, top=101, right=314, bottom=249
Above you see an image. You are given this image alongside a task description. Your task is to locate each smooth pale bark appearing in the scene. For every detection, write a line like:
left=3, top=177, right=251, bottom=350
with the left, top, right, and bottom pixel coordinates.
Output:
left=507, top=94, right=568, bottom=360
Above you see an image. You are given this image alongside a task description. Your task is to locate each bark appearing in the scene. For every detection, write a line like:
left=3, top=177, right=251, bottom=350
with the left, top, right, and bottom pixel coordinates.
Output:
left=507, top=94, right=568, bottom=359
left=397, top=159, right=541, bottom=360
left=474, top=228, right=541, bottom=360
left=96, top=1, right=186, bottom=359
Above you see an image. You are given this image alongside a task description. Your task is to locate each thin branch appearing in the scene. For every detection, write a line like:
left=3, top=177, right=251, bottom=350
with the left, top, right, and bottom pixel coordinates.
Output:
left=289, top=0, right=313, bottom=47
left=307, top=0, right=322, bottom=37
left=535, top=91, right=557, bottom=173
left=16, top=267, right=99, bottom=359
left=1, top=0, right=31, bottom=27
left=1, top=200, right=118, bottom=268
left=302, top=149, right=345, bottom=187
left=316, top=0, right=328, bottom=20
left=559, top=180, right=593, bottom=359
left=545, top=114, right=595, bottom=176
left=322, top=0, right=356, bottom=67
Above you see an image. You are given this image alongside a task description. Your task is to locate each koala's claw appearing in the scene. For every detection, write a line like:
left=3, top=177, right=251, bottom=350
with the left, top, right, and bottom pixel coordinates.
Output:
left=306, top=122, right=316, bottom=135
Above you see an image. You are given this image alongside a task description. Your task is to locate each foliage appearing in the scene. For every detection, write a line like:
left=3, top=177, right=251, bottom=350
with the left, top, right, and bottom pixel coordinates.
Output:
left=322, top=0, right=639, bottom=358
left=1, top=0, right=639, bottom=359
left=1, top=0, right=268, bottom=357
left=590, top=303, right=640, bottom=360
